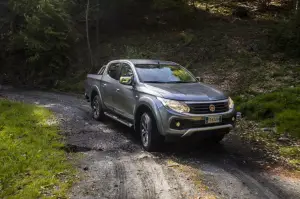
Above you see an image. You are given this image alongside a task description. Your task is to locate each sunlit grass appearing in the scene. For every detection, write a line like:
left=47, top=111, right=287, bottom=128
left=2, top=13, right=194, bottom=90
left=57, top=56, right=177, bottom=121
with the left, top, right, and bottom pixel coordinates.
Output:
left=194, top=1, right=233, bottom=16
left=279, top=146, right=300, bottom=168
left=0, top=100, right=76, bottom=198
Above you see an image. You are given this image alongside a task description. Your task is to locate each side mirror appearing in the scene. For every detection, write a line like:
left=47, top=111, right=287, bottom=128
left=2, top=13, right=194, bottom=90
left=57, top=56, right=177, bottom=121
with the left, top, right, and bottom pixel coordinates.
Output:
left=120, top=76, right=133, bottom=85
left=196, top=77, right=203, bottom=82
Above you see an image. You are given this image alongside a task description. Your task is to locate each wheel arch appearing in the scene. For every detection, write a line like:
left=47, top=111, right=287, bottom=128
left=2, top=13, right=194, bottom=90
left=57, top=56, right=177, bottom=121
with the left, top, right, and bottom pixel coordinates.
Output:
left=134, top=99, right=163, bottom=135
left=90, top=85, right=102, bottom=106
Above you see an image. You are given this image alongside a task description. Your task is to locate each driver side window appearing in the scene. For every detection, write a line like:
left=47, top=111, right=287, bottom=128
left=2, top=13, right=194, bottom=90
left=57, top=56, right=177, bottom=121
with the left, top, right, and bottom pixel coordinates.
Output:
left=107, top=63, right=121, bottom=80
left=120, top=63, right=133, bottom=78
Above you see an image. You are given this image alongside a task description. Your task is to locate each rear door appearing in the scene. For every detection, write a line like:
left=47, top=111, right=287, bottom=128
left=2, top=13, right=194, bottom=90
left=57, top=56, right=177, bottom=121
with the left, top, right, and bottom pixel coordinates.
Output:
left=100, top=62, right=122, bottom=110
left=113, top=62, right=137, bottom=120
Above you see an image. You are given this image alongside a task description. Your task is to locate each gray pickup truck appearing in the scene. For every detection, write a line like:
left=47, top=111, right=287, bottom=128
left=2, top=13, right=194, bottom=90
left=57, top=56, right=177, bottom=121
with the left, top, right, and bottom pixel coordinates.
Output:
left=85, top=59, right=236, bottom=151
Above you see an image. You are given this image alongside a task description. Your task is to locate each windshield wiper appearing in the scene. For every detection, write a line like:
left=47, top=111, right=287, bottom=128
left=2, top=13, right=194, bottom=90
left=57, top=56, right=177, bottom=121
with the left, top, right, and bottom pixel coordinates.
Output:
left=166, top=81, right=195, bottom=83
left=144, top=81, right=196, bottom=83
left=143, top=81, right=167, bottom=83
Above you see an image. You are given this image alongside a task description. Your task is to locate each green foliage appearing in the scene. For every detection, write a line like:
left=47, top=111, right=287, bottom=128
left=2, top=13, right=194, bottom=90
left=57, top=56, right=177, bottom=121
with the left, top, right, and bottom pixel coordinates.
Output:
left=0, top=100, right=76, bottom=198
left=279, top=146, right=300, bottom=167
left=239, top=87, right=300, bottom=138
left=280, top=146, right=300, bottom=159
left=276, top=110, right=300, bottom=138
left=124, top=45, right=147, bottom=59
left=8, top=0, right=76, bottom=85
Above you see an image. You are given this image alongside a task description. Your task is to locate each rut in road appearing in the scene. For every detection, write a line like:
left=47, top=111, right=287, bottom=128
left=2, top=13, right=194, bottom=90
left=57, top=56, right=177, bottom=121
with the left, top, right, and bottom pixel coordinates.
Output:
left=2, top=88, right=299, bottom=199
left=72, top=151, right=192, bottom=199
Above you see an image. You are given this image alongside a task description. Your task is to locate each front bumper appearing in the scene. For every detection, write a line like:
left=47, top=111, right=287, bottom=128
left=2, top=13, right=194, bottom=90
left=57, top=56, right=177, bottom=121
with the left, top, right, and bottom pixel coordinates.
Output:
left=157, top=105, right=236, bottom=137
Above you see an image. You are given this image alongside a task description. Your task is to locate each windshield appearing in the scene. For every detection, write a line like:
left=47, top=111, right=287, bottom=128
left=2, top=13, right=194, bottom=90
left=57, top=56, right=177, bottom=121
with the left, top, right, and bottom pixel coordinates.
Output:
left=135, top=64, right=197, bottom=83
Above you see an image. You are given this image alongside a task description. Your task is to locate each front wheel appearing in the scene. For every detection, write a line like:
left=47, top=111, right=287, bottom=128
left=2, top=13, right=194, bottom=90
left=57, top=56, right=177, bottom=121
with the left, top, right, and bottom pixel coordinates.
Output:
left=140, top=112, right=164, bottom=152
left=92, top=95, right=104, bottom=121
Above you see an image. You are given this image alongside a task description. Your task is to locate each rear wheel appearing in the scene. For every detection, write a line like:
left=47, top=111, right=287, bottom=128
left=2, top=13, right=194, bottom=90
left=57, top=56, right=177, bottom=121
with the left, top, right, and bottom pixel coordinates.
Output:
left=140, top=112, right=164, bottom=151
left=92, top=95, right=104, bottom=121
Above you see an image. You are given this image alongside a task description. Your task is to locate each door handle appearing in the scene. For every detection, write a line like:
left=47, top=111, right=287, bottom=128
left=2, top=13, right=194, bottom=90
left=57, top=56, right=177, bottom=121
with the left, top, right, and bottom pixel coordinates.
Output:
left=102, top=83, right=107, bottom=87
left=116, top=88, right=120, bottom=92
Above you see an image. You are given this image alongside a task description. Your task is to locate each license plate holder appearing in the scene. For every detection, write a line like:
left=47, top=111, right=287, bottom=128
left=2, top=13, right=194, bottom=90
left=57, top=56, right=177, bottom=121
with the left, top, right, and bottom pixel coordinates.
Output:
left=205, top=116, right=222, bottom=124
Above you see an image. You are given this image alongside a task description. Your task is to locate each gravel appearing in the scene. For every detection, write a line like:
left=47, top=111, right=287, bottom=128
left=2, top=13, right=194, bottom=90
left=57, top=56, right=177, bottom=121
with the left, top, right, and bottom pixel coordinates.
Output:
left=1, top=87, right=299, bottom=199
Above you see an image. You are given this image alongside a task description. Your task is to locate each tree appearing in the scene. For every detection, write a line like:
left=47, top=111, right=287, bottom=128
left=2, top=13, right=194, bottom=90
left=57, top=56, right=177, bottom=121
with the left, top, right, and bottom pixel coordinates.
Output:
left=7, top=0, right=76, bottom=85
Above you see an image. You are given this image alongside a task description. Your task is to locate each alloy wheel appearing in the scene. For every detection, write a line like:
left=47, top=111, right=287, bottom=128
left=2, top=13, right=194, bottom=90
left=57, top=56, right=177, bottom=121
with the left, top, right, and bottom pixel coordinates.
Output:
left=140, top=113, right=151, bottom=147
left=92, top=97, right=100, bottom=119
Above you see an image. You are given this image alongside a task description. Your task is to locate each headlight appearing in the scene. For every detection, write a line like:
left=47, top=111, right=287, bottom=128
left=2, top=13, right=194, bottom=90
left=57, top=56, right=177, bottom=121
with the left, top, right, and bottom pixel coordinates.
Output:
left=157, top=97, right=190, bottom=113
left=228, top=97, right=234, bottom=109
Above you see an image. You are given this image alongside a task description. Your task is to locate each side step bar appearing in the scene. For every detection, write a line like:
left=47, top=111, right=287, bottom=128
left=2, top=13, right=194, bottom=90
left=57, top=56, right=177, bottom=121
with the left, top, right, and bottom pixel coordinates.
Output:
left=104, top=112, right=133, bottom=128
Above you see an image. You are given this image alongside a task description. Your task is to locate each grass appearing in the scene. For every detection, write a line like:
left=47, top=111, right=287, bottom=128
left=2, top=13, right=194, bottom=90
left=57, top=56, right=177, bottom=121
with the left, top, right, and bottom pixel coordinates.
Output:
left=0, top=100, right=76, bottom=198
left=236, top=87, right=300, bottom=169
left=279, top=146, right=300, bottom=166
left=238, top=86, right=300, bottom=138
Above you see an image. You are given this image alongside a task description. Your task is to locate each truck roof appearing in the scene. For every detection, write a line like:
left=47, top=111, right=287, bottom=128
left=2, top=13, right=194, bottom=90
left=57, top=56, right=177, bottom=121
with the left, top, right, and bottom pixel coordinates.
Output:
left=125, top=59, right=179, bottom=65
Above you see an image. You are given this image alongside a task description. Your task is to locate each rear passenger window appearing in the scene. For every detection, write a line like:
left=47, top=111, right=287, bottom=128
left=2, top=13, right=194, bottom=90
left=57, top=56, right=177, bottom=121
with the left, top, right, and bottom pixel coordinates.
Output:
left=98, top=65, right=106, bottom=75
left=107, top=63, right=121, bottom=80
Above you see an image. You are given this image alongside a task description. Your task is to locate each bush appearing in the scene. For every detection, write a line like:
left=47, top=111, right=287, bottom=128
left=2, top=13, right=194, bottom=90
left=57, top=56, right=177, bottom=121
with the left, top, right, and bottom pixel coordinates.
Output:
left=239, top=87, right=300, bottom=138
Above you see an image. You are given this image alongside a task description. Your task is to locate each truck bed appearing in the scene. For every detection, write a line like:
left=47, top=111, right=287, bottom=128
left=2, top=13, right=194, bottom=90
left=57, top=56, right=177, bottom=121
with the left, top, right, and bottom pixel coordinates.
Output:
left=84, top=74, right=103, bottom=101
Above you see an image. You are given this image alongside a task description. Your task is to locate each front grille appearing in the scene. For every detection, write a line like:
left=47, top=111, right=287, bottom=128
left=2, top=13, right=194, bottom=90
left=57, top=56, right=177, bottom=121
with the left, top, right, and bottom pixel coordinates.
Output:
left=188, top=101, right=229, bottom=114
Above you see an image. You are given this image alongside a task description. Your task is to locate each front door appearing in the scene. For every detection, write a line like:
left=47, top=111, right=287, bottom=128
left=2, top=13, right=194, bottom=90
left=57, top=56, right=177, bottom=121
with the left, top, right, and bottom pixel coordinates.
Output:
left=114, top=63, right=136, bottom=120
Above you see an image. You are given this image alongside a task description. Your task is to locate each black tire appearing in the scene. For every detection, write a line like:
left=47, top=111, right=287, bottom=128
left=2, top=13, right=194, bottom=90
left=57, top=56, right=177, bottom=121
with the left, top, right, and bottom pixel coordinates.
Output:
left=139, top=111, right=164, bottom=152
left=91, top=95, right=104, bottom=121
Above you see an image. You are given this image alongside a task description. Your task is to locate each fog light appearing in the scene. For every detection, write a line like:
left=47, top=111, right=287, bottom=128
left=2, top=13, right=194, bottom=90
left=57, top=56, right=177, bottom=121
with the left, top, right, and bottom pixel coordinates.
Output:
left=232, top=117, right=235, bottom=121
left=176, top=122, right=181, bottom=127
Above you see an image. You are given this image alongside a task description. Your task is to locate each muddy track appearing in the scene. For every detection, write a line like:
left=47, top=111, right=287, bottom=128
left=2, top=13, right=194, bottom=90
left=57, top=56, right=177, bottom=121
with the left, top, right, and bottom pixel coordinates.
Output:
left=1, top=87, right=299, bottom=199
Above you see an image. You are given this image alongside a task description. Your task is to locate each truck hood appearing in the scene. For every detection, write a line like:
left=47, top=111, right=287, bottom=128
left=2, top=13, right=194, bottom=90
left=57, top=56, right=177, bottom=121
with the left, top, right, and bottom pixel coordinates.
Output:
left=144, top=83, right=227, bottom=101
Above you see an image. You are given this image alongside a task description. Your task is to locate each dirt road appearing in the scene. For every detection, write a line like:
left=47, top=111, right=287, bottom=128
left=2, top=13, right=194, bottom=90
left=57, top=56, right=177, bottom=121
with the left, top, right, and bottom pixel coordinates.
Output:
left=1, top=87, right=299, bottom=199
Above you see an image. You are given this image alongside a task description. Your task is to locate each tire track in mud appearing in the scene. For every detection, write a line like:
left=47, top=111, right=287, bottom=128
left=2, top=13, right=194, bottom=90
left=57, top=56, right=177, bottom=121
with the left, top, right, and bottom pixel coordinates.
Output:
left=200, top=147, right=287, bottom=199
left=160, top=165, right=186, bottom=199
left=182, top=153, right=283, bottom=199
left=137, top=156, right=182, bottom=199
left=135, top=158, right=157, bottom=199
left=226, top=167, right=279, bottom=199
left=114, top=161, right=128, bottom=199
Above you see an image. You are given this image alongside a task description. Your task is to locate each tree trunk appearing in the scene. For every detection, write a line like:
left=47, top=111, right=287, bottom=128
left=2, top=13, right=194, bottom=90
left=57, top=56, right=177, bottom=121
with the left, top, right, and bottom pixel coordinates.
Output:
left=96, top=0, right=100, bottom=45
left=86, top=0, right=94, bottom=69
